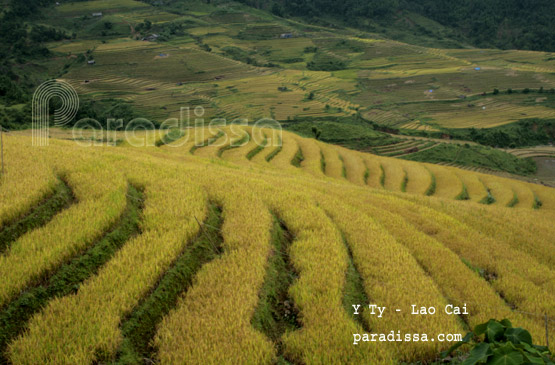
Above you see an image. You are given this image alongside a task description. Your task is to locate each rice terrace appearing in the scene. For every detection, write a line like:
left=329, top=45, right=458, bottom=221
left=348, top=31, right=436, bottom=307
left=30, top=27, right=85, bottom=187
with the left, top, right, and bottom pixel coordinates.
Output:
left=0, top=0, right=554, bottom=364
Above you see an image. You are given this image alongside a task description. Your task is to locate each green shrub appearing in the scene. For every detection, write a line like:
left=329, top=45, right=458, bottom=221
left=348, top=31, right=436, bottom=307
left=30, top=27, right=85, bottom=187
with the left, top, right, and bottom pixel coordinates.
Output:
left=533, top=194, right=543, bottom=210
left=479, top=189, right=496, bottom=205
left=441, top=319, right=554, bottom=364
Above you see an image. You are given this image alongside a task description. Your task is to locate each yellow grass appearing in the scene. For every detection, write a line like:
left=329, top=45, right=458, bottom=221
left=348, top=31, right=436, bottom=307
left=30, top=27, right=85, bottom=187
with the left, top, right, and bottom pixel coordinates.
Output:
left=269, top=131, right=299, bottom=172
left=425, top=165, right=462, bottom=199
left=337, top=191, right=550, bottom=345
left=156, top=175, right=274, bottom=364
left=221, top=126, right=264, bottom=164
left=0, top=142, right=128, bottom=307
left=368, top=193, right=555, bottom=318
left=321, top=196, right=463, bottom=360
left=362, top=155, right=385, bottom=189
left=456, top=171, right=488, bottom=202
left=319, top=142, right=344, bottom=179
left=403, top=163, right=432, bottom=195
left=2, top=130, right=555, bottom=363
left=265, top=189, right=390, bottom=363
left=339, top=148, right=366, bottom=185
left=380, top=158, right=406, bottom=191
left=254, top=128, right=283, bottom=164
left=0, top=140, right=58, bottom=230
left=294, top=135, right=325, bottom=178
left=9, top=154, right=207, bottom=363
left=479, top=175, right=515, bottom=206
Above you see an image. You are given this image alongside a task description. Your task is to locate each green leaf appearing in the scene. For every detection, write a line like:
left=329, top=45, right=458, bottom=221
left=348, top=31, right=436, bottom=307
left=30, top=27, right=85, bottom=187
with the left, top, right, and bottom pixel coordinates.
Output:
left=519, top=342, right=542, bottom=355
left=474, top=322, right=488, bottom=336
left=532, top=344, right=550, bottom=354
left=499, top=319, right=512, bottom=328
left=523, top=352, right=547, bottom=365
left=486, top=320, right=505, bottom=342
left=489, top=343, right=524, bottom=365
left=505, top=327, right=532, bottom=345
left=441, top=332, right=473, bottom=358
left=462, top=343, right=492, bottom=365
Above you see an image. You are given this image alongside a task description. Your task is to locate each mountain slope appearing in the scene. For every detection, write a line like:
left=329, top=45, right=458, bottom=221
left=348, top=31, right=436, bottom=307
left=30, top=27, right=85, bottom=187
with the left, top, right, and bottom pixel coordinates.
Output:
left=237, top=0, right=555, bottom=51
left=1, top=128, right=554, bottom=363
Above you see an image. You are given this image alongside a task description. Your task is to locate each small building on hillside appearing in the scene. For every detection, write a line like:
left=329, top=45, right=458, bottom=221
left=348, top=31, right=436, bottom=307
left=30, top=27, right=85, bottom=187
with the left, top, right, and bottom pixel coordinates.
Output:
left=280, top=33, right=293, bottom=39
left=87, top=60, right=96, bottom=65
left=143, top=34, right=160, bottom=42
left=92, top=12, right=103, bottom=17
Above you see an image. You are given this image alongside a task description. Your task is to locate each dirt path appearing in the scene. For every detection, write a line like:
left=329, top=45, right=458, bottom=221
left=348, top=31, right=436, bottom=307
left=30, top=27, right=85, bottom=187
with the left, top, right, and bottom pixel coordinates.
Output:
left=122, top=20, right=137, bottom=39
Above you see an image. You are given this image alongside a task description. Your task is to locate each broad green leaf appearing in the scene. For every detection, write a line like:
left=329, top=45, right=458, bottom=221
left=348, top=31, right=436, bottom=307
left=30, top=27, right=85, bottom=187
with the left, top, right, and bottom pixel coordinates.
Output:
left=440, top=332, right=473, bottom=358
left=489, top=351, right=524, bottom=365
left=519, top=342, right=541, bottom=355
left=490, top=343, right=524, bottom=365
left=505, top=327, right=532, bottom=345
left=523, top=352, right=547, bottom=364
left=462, top=343, right=492, bottom=365
left=533, top=344, right=550, bottom=353
left=499, top=319, right=512, bottom=328
left=486, top=320, right=505, bottom=342
left=474, top=322, right=488, bottom=336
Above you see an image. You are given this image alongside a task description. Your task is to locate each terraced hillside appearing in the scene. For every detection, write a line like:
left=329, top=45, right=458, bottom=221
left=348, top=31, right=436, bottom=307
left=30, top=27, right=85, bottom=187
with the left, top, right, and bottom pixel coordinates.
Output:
left=372, top=139, right=440, bottom=157
left=29, top=0, right=553, bottom=129
left=1, top=129, right=554, bottom=364
left=507, top=146, right=555, bottom=159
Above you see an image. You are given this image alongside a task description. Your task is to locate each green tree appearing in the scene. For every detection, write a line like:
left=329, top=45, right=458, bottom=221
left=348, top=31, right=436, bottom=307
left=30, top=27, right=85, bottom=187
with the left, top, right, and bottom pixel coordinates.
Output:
left=271, top=3, right=284, bottom=17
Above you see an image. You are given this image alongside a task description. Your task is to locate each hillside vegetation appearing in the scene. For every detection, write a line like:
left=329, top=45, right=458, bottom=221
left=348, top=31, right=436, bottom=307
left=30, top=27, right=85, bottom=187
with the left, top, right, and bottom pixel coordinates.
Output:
left=0, top=0, right=553, bottom=128
left=0, top=1, right=554, bottom=363
left=238, top=0, right=555, bottom=52
left=0, top=0, right=550, bottom=173
left=0, top=128, right=554, bottom=363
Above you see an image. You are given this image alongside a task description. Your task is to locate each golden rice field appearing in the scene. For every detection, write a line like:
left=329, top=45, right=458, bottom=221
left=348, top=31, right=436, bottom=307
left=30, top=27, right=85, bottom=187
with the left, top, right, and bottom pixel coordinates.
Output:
left=1, top=127, right=554, bottom=364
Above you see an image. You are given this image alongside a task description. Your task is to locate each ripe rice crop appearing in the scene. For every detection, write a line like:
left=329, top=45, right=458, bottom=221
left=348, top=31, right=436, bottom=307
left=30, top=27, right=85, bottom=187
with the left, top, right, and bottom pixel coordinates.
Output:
left=155, top=176, right=275, bottom=364
left=8, top=156, right=207, bottom=363
left=0, top=138, right=59, bottom=230
left=0, top=144, right=128, bottom=308
left=1, top=131, right=554, bottom=363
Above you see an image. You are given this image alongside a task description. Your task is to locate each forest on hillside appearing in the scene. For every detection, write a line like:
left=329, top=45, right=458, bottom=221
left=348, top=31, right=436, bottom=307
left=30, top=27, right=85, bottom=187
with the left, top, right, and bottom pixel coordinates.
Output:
left=235, top=0, right=555, bottom=51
